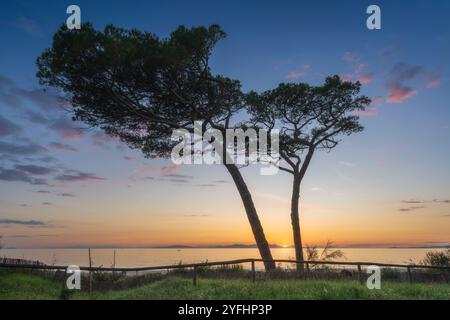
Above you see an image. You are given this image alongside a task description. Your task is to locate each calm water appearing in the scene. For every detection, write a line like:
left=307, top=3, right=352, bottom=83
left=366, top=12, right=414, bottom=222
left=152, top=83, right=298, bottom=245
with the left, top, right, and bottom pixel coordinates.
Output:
left=0, top=248, right=443, bottom=268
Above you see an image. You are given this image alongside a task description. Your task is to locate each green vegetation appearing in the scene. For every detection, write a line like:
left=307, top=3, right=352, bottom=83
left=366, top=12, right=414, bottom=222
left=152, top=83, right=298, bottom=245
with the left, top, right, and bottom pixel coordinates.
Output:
left=0, top=270, right=61, bottom=300
left=1, top=271, right=448, bottom=300
left=420, top=250, right=450, bottom=267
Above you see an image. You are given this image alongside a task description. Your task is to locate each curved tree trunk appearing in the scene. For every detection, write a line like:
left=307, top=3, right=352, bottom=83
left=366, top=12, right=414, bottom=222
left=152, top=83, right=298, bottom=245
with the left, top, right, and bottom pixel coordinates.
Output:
left=225, top=164, right=276, bottom=270
left=291, top=175, right=305, bottom=272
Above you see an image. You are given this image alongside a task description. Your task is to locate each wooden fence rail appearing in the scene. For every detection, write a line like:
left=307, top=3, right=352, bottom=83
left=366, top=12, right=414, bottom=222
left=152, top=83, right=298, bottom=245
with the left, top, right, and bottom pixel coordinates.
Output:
left=1, top=258, right=449, bottom=272
left=1, top=257, right=449, bottom=288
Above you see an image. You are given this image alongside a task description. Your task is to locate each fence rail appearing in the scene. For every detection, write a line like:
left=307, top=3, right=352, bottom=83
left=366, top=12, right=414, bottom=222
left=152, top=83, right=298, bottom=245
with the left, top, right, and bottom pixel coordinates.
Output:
left=1, top=258, right=449, bottom=272
left=1, top=257, right=449, bottom=289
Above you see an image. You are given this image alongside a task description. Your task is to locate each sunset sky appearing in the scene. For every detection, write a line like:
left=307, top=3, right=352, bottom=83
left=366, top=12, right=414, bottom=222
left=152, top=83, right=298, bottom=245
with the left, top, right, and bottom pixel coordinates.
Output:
left=0, top=0, right=449, bottom=249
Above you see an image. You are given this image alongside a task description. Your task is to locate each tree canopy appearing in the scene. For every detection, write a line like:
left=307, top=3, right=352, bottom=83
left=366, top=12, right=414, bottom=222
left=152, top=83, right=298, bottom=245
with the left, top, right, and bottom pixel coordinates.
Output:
left=247, top=76, right=370, bottom=268
left=37, top=23, right=276, bottom=270
left=37, top=23, right=244, bottom=158
left=247, top=76, right=370, bottom=177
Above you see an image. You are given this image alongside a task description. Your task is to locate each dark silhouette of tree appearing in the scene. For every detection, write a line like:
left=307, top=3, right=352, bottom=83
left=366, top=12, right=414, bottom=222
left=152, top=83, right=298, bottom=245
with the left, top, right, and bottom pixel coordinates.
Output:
left=37, top=23, right=275, bottom=270
left=247, top=76, right=370, bottom=270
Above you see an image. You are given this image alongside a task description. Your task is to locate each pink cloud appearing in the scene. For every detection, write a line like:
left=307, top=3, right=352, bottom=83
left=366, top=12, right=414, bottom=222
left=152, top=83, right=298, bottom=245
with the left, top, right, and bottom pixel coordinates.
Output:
left=343, top=51, right=360, bottom=62
left=160, top=165, right=181, bottom=174
left=356, top=63, right=367, bottom=73
left=427, top=78, right=441, bottom=88
left=55, top=172, right=106, bottom=182
left=384, top=63, right=426, bottom=104
left=49, top=118, right=85, bottom=141
left=342, top=63, right=374, bottom=85
left=92, top=131, right=118, bottom=147
left=355, top=95, right=382, bottom=116
left=357, top=73, right=375, bottom=85
left=286, top=71, right=304, bottom=81
left=355, top=107, right=378, bottom=117
left=371, top=96, right=383, bottom=106
left=48, top=142, right=79, bottom=152
left=91, top=131, right=127, bottom=152
left=387, top=85, right=417, bottom=103
left=341, top=74, right=353, bottom=82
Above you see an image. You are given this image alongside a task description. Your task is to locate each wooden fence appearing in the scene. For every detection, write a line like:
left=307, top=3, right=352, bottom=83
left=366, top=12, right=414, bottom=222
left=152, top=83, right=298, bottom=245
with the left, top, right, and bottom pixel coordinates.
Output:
left=1, top=258, right=449, bottom=286
left=0, top=257, right=46, bottom=266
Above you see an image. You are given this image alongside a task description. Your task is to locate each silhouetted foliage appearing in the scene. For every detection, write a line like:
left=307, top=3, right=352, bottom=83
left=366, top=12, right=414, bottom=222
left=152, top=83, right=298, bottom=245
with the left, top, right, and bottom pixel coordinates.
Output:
left=305, top=241, right=346, bottom=269
left=248, top=77, right=370, bottom=269
left=420, top=250, right=450, bottom=267
left=37, top=23, right=242, bottom=157
left=36, top=23, right=275, bottom=269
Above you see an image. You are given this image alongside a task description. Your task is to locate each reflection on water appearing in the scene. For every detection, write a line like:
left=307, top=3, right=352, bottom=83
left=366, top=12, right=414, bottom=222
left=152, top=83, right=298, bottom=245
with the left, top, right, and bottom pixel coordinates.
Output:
left=0, top=248, right=443, bottom=268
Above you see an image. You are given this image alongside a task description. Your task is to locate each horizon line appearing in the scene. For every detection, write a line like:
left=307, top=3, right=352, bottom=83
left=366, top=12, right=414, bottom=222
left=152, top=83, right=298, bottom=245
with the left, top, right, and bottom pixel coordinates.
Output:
left=2, top=243, right=449, bottom=250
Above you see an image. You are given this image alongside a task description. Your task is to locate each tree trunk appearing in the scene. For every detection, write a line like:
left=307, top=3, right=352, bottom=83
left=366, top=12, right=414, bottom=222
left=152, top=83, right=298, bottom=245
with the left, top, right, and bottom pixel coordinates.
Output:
left=291, top=175, right=304, bottom=272
left=225, top=164, right=276, bottom=270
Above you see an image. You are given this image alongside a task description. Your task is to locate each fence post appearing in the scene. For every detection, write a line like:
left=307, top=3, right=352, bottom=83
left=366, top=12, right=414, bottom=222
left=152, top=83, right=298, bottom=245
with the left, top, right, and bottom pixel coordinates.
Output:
left=88, top=248, right=92, bottom=295
left=251, top=260, right=256, bottom=283
left=407, top=266, right=412, bottom=283
left=305, top=262, right=310, bottom=280
left=357, top=264, right=363, bottom=285
left=193, top=266, right=197, bottom=286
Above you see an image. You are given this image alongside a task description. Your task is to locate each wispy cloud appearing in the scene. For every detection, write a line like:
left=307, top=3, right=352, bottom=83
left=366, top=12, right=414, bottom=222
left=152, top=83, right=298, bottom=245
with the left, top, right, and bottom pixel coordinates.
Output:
left=49, top=117, right=85, bottom=141
left=0, top=219, right=46, bottom=226
left=57, top=193, right=75, bottom=197
left=357, top=73, right=375, bottom=85
left=398, top=198, right=450, bottom=212
left=14, top=164, right=55, bottom=175
left=34, top=190, right=51, bottom=194
left=158, top=174, right=194, bottom=184
left=55, top=172, right=106, bottom=183
left=338, top=161, right=355, bottom=167
left=24, top=111, right=51, bottom=125
left=427, top=79, right=441, bottom=88
left=0, top=141, right=47, bottom=156
left=163, top=174, right=193, bottom=179
left=0, top=75, right=15, bottom=87
left=0, top=167, right=49, bottom=186
left=212, top=180, right=230, bottom=184
left=183, top=214, right=210, bottom=217
left=354, top=96, right=382, bottom=117
left=399, top=206, right=425, bottom=212
left=286, top=71, right=304, bottom=81
left=355, top=107, right=378, bottom=117
left=342, top=63, right=375, bottom=86
left=433, top=199, right=450, bottom=204
left=387, top=85, right=417, bottom=103
left=16, top=16, right=43, bottom=37
left=48, top=142, right=79, bottom=152
left=385, top=63, right=432, bottom=104
left=401, top=198, right=450, bottom=204
left=402, top=199, right=425, bottom=204
left=427, top=74, right=441, bottom=88
left=342, top=51, right=360, bottom=62
left=0, top=116, right=22, bottom=137
left=160, top=165, right=181, bottom=174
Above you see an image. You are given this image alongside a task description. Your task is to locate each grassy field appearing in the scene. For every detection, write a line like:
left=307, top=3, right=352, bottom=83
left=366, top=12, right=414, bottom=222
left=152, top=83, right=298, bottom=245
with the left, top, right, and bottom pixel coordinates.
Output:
left=0, top=271, right=449, bottom=300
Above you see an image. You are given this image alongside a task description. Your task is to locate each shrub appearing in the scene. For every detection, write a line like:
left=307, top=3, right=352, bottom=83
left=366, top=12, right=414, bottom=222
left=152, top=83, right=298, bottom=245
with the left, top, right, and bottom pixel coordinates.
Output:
left=420, top=249, right=450, bottom=267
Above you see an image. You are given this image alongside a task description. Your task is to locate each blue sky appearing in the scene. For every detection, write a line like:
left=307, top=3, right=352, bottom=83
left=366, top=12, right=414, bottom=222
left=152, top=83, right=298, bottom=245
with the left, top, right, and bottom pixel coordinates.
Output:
left=0, top=0, right=449, bottom=248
